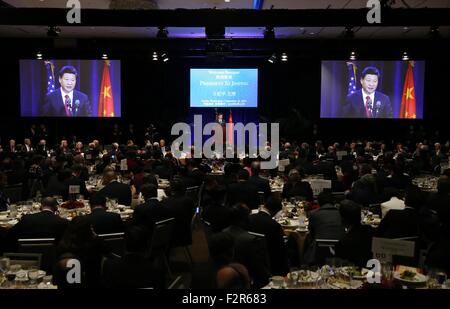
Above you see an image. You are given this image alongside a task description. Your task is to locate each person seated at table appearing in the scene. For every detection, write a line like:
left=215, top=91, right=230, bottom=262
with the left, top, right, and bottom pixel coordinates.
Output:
left=282, top=168, right=313, bottom=202
left=55, top=215, right=110, bottom=288
left=98, top=170, right=132, bottom=206
left=6, top=197, right=68, bottom=249
left=201, top=176, right=232, bottom=233
left=101, top=225, right=165, bottom=288
left=0, top=172, right=9, bottom=211
left=348, top=163, right=380, bottom=206
left=163, top=178, right=195, bottom=248
left=335, top=199, right=374, bottom=267
left=226, top=169, right=259, bottom=210
left=66, top=164, right=90, bottom=199
left=222, top=203, right=271, bottom=288
left=380, top=187, right=405, bottom=219
left=304, top=190, right=345, bottom=265
left=248, top=161, right=271, bottom=200
left=132, top=183, right=172, bottom=231
left=85, top=193, right=124, bottom=235
left=216, top=263, right=251, bottom=289
left=248, top=197, right=289, bottom=276
left=376, top=185, right=423, bottom=239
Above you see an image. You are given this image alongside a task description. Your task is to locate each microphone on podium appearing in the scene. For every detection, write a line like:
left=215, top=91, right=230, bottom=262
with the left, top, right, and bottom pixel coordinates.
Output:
left=74, top=99, right=80, bottom=115
left=375, top=101, right=381, bottom=117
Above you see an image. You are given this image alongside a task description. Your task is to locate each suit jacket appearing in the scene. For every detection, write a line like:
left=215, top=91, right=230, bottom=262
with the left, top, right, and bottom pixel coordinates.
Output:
left=101, top=253, right=164, bottom=288
left=282, top=181, right=314, bottom=201
left=248, top=175, right=271, bottom=200
left=42, top=88, right=91, bottom=117
left=308, top=204, right=345, bottom=240
left=7, top=211, right=68, bottom=245
left=342, top=90, right=393, bottom=118
left=87, top=208, right=124, bottom=235
left=226, top=180, right=259, bottom=209
left=376, top=207, right=420, bottom=239
left=98, top=181, right=132, bottom=206
left=132, top=198, right=173, bottom=230
left=163, top=195, right=196, bottom=246
left=335, top=224, right=374, bottom=267
left=249, top=212, right=290, bottom=276
left=222, top=226, right=271, bottom=288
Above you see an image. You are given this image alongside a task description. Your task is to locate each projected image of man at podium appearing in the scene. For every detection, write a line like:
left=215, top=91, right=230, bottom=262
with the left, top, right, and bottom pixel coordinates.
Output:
left=42, top=66, right=91, bottom=117
left=342, top=66, right=393, bottom=119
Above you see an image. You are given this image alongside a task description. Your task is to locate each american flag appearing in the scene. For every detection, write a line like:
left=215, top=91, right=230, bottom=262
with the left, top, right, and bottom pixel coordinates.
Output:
left=44, top=60, right=56, bottom=94
left=346, top=62, right=357, bottom=96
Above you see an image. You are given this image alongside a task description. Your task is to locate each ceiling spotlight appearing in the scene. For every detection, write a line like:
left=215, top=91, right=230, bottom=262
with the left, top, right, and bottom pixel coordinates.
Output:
left=268, top=53, right=277, bottom=64
left=402, top=51, right=409, bottom=61
left=156, top=26, right=169, bottom=39
left=36, top=52, right=43, bottom=60
left=281, top=53, right=288, bottom=62
left=47, top=26, right=61, bottom=37
left=161, top=53, right=169, bottom=62
left=343, top=26, right=354, bottom=39
left=263, top=27, right=275, bottom=40
left=429, top=26, right=441, bottom=39
left=102, top=53, right=108, bottom=60
left=349, top=51, right=356, bottom=60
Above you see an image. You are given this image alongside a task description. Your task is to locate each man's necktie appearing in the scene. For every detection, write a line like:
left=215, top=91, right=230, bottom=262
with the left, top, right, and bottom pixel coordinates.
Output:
left=64, top=95, right=72, bottom=116
left=365, top=96, right=373, bottom=118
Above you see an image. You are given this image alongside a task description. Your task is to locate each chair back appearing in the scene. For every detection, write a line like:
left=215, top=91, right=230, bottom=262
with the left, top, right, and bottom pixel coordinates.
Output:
left=18, top=238, right=56, bottom=273
left=3, top=184, right=23, bottom=203
left=149, top=218, right=175, bottom=257
left=186, top=186, right=200, bottom=206
left=3, top=252, right=42, bottom=269
left=98, top=232, right=125, bottom=257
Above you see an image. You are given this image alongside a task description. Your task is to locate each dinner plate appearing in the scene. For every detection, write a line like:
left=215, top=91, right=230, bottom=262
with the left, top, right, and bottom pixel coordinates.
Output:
left=393, top=271, right=427, bottom=283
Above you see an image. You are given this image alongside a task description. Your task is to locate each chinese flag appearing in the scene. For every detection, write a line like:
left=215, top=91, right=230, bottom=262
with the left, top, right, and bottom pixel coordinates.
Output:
left=98, top=61, right=115, bottom=117
left=228, top=110, right=233, bottom=145
left=400, top=61, right=416, bottom=119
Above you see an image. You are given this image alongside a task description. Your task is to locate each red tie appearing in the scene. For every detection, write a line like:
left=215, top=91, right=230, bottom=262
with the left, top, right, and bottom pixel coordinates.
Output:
left=365, top=96, right=372, bottom=118
left=64, top=95, right=71, bottom=117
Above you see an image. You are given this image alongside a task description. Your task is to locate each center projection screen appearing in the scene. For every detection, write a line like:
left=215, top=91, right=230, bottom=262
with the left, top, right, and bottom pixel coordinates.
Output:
left=190, top=68, right=258, bottom=108
left=320, top=60, right=425, bottom=119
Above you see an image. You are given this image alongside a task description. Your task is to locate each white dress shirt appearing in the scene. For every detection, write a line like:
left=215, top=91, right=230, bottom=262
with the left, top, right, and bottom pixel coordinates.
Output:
left=381, top=197, right=405, bottom=218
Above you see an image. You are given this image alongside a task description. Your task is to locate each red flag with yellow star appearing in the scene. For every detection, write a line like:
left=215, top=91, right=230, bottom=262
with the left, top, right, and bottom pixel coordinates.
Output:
left=98, top=61, right=115, bottom=117
left=400, top=61, right=416, bottom=119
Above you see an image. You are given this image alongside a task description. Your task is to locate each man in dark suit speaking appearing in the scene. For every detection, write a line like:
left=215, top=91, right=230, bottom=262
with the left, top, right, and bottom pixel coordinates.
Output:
left=342, top=66, right=393, bottom=118
left=42, top=66, right=91, bottom=117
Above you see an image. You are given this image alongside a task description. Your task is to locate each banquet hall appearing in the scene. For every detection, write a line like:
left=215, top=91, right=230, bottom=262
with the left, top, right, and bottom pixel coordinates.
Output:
left=0, top=0, right=450, bottom=293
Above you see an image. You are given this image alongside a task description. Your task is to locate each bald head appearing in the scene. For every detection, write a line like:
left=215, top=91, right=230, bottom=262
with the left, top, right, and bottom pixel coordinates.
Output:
left=41, top=197, right=58, bottom=212
left=216, top=263, right=250, bottom=289
left=103, top=170, right=117, bottom=185
left=251, top=161, right=261, bottom=175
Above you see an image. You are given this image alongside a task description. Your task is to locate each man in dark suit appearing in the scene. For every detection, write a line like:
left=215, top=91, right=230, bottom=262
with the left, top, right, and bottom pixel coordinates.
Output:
left=132, top=183, right=172, bottom=230
left=248, top=161, right=271, bottom=201
left=42, top=66, right=91, bottom=117
left=86, top=193, right=124, bottom=235
left=7, top=197, right=68, bottom=246
left=249, top=197, right=289, bottom=276
left=335, top=200, right=374, bottom=267
left=342, top=66, right=393, bottom=118
left=226, top=169, right=259, bottom=210
left=98, top=170, right=132, bottom=206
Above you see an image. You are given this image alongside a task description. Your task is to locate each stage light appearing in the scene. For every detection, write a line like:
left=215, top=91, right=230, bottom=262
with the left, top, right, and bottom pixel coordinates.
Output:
left=102, top=53, right=108, bottom=60
left=349, top=51, right=356, bottom=60
left=268, top=53, right=277, bottom=64
left=402, top=51, right=409, bottom=61
left=36, top=52, right=43, bottom=60
left=152, top=51, right=158, bottom=61
left=429, top=26, right=441, bottom=39
left=281, top=53, right=288, bottom=62
left=161, top=53, right=169, bottom=62
left=343, top=26, right=354, bottom=39
left=47, top=26, right=61, bottom=37
left=263, top=27, right=275, bottom=40
left=156, top=26, right=168, bottom=39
